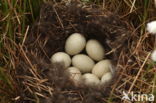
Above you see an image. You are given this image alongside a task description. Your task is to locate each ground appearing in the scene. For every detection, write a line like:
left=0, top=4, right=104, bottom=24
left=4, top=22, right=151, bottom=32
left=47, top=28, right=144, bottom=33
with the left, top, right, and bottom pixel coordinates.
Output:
left=0, top=0, right=156, bottom=103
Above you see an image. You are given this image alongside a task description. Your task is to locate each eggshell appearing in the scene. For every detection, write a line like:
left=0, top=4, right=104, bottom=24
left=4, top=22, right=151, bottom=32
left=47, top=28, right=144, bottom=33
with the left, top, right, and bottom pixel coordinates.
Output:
left=82, top=73, right=100, bottom=86
left=92, top=59, right=112, bottom=78
left=72, top=54, right=95, bottom=73
left=51, top=52, right=71, bottom=68
left=101, top=72, right=112, bottom=85
left=65, top=33, right=86, bottom=55
left=67, top=67, right=82, bottom=84
left=86, top=39, right=104, bottom=61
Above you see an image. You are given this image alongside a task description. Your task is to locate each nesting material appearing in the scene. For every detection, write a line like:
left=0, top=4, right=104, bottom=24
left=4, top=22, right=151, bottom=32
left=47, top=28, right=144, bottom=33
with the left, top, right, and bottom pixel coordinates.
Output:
left=17, top=1, right=131, bottom=102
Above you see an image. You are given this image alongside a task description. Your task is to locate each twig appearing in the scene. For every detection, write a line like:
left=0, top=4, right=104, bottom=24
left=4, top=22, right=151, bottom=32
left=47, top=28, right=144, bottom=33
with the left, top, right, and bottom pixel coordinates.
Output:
left=22, top=26, right=29, bottom=46
left=130, top=0, right=136, bottom=13
left=128, top=52, right=151, bottom=93
left=19, top=44, right=39, bottom=78
left=53, top=6, right=64, bottom=28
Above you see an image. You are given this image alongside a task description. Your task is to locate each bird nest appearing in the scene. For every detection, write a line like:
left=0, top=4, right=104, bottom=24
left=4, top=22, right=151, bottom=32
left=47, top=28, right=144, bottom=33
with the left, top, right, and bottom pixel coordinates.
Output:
left=16, top=1, right=132, bottom=103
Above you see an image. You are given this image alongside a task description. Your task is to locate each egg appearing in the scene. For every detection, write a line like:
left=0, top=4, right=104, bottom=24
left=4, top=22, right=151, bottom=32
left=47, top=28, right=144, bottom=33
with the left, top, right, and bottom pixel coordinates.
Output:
left=86, top=39, right=104, bottom=61
left=72, top=54, right=95, bottom=73
left=51, top=52, right=71, bottom=68
left=82, top=73, right=100, bottom=86
left=65, top=33, right=86, bottom=55
left=67, top=67, right=82, bottom=84
left=101, top=72, right=113, bottom=85
left=92, top=59, right=112, bottom=78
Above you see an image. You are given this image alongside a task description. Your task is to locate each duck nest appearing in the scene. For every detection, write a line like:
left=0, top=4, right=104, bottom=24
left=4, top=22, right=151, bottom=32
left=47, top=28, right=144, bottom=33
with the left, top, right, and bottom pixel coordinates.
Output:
left=16, top=1, right=132, bottom=103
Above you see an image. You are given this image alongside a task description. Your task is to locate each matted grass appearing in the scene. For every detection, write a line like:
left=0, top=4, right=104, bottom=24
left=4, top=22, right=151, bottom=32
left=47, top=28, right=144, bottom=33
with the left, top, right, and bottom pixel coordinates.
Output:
left=0, top=0, right=156, bottom=103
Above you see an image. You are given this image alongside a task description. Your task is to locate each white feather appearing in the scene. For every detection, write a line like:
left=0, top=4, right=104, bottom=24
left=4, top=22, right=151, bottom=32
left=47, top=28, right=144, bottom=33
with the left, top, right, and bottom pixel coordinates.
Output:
left=151, top=50, right=156, bottom=61
left=147, top=21, right=156, bottom=34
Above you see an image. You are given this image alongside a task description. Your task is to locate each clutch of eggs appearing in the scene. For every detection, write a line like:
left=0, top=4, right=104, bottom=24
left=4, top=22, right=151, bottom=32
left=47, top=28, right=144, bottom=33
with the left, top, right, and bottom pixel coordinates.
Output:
left=51, top=33, right=114, bottom=86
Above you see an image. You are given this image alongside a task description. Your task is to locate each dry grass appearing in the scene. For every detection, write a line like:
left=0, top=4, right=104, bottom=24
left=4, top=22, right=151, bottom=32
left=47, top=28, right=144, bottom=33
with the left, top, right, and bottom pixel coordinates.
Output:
left=0, top=0, right=156, bottom=103
left=106, top=1, right=156, bottom=102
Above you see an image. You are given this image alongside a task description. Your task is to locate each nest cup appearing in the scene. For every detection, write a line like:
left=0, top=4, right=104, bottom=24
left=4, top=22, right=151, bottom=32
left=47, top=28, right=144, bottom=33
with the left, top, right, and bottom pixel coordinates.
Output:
left=17, top=1, right=131, bottom=103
